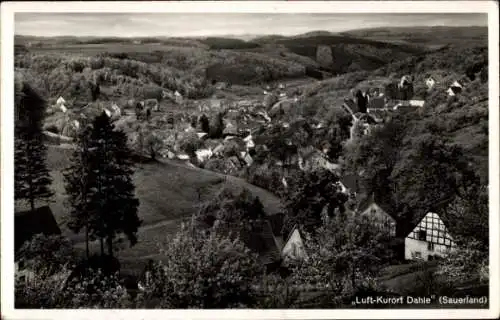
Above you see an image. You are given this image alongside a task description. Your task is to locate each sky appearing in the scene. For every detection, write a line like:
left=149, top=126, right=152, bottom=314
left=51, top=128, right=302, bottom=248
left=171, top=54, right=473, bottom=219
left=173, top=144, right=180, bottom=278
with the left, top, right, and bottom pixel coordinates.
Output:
left=15, top=13, right=487, bottom=38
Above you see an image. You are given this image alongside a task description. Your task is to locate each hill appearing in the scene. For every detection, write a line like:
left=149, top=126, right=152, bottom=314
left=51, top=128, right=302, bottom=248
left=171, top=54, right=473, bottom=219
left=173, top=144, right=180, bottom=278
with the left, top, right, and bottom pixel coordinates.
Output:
left=42, top=145, right=284, bottom=273
left=341, top=26, right=488, bottom=49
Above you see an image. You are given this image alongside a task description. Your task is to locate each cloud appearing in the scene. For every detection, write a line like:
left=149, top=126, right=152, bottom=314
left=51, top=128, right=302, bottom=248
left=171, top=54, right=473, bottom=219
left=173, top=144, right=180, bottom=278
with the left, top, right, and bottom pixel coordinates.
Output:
left=15, top=13, right=487, bottom=37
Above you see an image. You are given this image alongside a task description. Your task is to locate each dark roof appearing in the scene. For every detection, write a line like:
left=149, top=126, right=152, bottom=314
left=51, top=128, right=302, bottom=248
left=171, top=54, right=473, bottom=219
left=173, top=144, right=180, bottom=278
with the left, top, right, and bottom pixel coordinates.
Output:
left=267, top=213, right=285, bottom=237
left=15, top=206, right=61, bottom=253
left=359, top=114, right=378, bottom=125
left=449, top=86, right=462, bottom=94
left=340, top=174, right=359, bottom=192
left=241, top=221, right=281, bottom=265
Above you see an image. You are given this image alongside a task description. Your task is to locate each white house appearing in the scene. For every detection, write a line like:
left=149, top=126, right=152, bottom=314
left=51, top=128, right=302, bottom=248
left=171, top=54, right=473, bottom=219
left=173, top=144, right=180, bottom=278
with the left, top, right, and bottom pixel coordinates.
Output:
left=56, top=96, right=66, bottom=106
left=195, top=148, right=213, bottom=163
left=281, top=225, right=308, bottom=263
left=447, top=81, right=464, bottom=97
left=405, top=211, right=457, bottom=261
left=177, top=153, right=190, bottom=160
left=174, top=91, right=183, bottom=104
left=243, top=134, right=255, bottom=150
left=196, top=132, right=208, bottom=139
left=239, top=151, right=254, bottom=167
left=111, top=103, right=122, bottom=117
left=409, top=100, right=425, bottom=108
left=103, top=108, right=112, bottom=118
left=60, top=104, right=68, bottom=113
left=426, top=77, right=436, bottom=89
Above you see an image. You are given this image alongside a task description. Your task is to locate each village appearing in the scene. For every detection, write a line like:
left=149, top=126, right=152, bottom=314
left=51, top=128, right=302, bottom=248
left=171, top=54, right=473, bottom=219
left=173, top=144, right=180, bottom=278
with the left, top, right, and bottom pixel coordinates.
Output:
left=11, top=14, right=490, bottom=309
left=16, top=72, right=471, bottom=285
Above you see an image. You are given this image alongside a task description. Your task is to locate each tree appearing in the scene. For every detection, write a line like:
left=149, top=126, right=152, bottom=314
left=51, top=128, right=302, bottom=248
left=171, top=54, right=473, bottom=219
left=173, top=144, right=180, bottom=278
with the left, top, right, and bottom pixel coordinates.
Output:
left=66, top=112, right=141, bottom=257
left=435, top=239, right=489, bottom=286
left=288, top=211, right=392, bottom=302
left=196, top=187, right=267, bottom=236
left=15, top=267, right=131, bottom=308
left=144, top=132, right=163, bottom=161
left=91, top=113, right=141, bottom=256
left=17, top=234, right=77, bottom=277
left=209, top=111, right=225, bottom=139
left=15, top=81, right=54, bottom=211
left=443, top=185, right=488, bottom=250
left=283, top=169, right=349, bottom=234
left=199, top=114, right=210, bottom=133
left=64, top=125, right=96, bottom=259
left=136, top=223, right=264, bottom=308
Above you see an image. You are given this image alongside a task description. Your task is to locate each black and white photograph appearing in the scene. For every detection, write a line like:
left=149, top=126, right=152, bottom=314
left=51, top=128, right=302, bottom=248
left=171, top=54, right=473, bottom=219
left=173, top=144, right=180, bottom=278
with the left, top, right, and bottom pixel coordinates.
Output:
left=1, top=1, right=499, bottom=319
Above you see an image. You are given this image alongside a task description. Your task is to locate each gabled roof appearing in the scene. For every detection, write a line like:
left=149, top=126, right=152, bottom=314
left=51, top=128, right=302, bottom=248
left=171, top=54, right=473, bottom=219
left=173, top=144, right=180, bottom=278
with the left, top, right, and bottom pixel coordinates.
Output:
left=15, top=206, right=61, bottom=253
left=357, top=193, right=395, bottom=219
left=340, top=174, right=359, bottom=192
left=267, top=213, right=285, bottom=237
left=240, top=220, right=281, bottom=265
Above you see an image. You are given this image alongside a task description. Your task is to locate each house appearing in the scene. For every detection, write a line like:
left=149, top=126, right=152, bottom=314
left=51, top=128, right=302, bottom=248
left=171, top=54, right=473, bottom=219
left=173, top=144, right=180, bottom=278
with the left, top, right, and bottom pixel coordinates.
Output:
left=239, top=151, right=254, bottom=167
left=177, top=153, right=190, bottom=160
left=338, top=174, right=359, bottom=197
left=103, top=108, right=112, bottom=118
left=367, top=96, right=386, bottom=113
left=298, top=147, right=340, bottom=173
left=212, top=143, right=225, bottom=157
left=227, top=156, right=243, bottom=170
left=426, top=77, right=436, bottom=89
left=174, top=91, right=183, bottom=104
left=398, top=75, right=413, bottom=88
left=243, top=134, right=255, bottom=150
left=143, top=98, right=159, bottom=112
left=357, top=193, right=397, bottom=237
left=195, top=148, right=213, bottom=163
left=404, top=211, right=457, bottom=261
left=281, top=225, right=308, bottom=263
left=15, top=206, right=61, bottom=283
left=196, top=132, right=208, bottom=140
left=59, top=104, right=67, bottom=113
left=408, top=100, right=425, bottom=108
left=56, top=96, right=66, bottom=106
left=222, top=122, right=238, bottom=137
left=241, top=220, right=282, bottom=268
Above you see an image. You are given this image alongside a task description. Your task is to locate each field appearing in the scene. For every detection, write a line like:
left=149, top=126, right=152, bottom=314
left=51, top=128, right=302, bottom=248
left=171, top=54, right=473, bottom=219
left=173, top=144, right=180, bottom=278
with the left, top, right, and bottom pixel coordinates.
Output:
left=44, top=145, right=283, bottom=274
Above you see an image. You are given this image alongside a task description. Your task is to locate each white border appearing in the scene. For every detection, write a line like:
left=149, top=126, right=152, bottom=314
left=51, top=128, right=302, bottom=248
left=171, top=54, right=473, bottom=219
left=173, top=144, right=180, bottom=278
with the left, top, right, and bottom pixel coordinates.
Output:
left=1, top=1, right=499, bottom=319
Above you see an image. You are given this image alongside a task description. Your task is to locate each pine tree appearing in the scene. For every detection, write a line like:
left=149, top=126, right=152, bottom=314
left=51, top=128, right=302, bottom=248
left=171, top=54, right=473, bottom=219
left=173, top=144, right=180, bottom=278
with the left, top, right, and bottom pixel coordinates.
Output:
left=88, top=112, right=141, bottom=257
left=63, top=125, right=96, bottom=259
left=15, top=81, right=53, bottom=211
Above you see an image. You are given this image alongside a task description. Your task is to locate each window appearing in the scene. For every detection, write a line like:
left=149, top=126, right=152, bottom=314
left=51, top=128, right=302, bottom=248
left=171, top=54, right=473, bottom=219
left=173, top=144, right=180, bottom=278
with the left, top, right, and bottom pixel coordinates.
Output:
left=418, top=230, right=427, bottom=241
left=414, top=251, right=422, bottom=259
left=428, top=242, right=435, bottom=251
left=18, top=261, right=25, bottom=269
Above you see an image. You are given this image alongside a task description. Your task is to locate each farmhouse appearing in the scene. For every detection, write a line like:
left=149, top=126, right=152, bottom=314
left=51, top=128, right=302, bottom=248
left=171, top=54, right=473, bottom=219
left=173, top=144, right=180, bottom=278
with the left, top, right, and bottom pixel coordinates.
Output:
left=357, top=193, right=396, bottom=237
left=404, top=211, right=457, bottom=261
left=281, top=225, right=308, bottom=264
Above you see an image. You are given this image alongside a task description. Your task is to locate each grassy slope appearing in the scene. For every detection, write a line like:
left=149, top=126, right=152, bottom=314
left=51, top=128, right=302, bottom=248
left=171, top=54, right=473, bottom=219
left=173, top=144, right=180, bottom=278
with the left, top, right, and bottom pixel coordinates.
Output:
left=45, top=144, right=283, bottom=273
